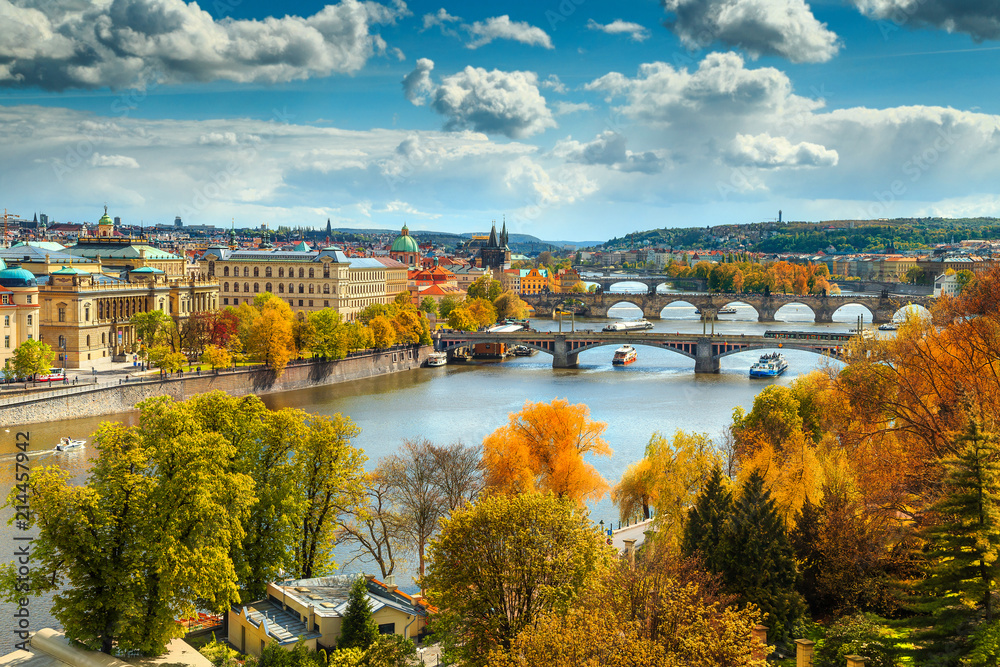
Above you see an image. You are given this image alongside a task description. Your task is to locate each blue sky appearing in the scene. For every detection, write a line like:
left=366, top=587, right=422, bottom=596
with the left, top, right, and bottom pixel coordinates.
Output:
left=2, top=0, right=1000, bottom=242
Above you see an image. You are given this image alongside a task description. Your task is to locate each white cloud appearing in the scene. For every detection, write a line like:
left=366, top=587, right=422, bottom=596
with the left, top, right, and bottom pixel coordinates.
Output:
left=375, top=200, right=442, bottom=218
left=554, top=131, right=665, bottom=173
left=541, top=74, right=567, bottom=94
left=504, top=157, right=597, bottom=207
left=419, top=9, right=552, bottom=49
left=554, top=101, right=593, bottom=116
left=586, top=19, right=651, bottom=41
left=404, top=62, right=557, bottom=138
left=662, top=0, right=840, bottom=63
left=0, top=0, right=407, bottom=90
left=89, top=153, right=140, bottom=168
left=853, top=0, right=1000, bottom=40
left=725, top=133, right=838, bottom=168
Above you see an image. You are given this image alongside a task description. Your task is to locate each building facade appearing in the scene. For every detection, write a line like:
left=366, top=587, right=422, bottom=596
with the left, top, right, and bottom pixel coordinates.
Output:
left=475, top=222, right=511, bottom=271
left=0, top=267, right=40, bottom=370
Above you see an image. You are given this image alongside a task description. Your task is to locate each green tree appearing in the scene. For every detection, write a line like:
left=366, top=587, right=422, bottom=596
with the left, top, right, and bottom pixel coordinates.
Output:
left=308, top=309, right=346, bottom=359
left=131, top=310, right=172, bottom=351
left=922, top=422, right=1000, bottom=622
left=721, top=471, right=804, bottom=639
left=447, top=306, right=478, bottom=331
left=682, top=465, right=733, bottom=574
left=339, top=577, right=378, bottom=650
left=1, top=396, right=253, bottom=655
left=467, top=275, right=503, bottom=301
left=7, top=339, right=55, bottom=379
left=438, top=295, right=461, bottom=320
left=419, top=296, right=439, bottom=316
left=341, top=322, right=372, bottom=352
left=424, top=492, right=610, bottom=667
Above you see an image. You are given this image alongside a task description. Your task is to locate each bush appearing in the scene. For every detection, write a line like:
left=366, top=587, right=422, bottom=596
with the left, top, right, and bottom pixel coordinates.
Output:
left=815, top=614, right=900, bottom=667
left=198, top=635, right=240, bottom=667
left=964, top=620, right=1000, bottom=666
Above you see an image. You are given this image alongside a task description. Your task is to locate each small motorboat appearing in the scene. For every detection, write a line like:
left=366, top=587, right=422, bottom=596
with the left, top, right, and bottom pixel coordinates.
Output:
left=55, top=437, right=86, bottom=452
left=426, top=352, right=447, bottom=367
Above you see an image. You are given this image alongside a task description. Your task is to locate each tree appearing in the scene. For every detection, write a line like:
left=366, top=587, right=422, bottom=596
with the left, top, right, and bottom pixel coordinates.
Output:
left=466, top=298, right=497, bottom=328
left=682, top=464, right=733, bottom=574
left=131, top=310, right=172, bottom=351
left=8, top=339, right=55, bottom=379
left=381, top=439, right=444, bottom=580
left=295, top=414, right=366, bottom=578
left=368, top=315, right=396, bottom=349
left=308, top=309, right=346, bottom=359
left=720, top=471, right=804, bottom=639
left=1, top=396, right=253, bottom=655
left=200, top=345, right=233, bottom=370
left=922, top=422, right=1000, bottom=623
left=341, top=322, right=372, bottom=352
left=419, top=296, right=438, bottom=316
left=493, top=291, right=528, bottom=321
left=904, top=265, right=925, bottom=285
left=482, top=399, right=612, bottom=504
left=467, top=275, right=502, bottom=301
left=339, top=577, right=379, bottom=650
left=423, top=493, right=610, bottom=667
left=245, top=299, right=296, bottom=374
left=447, top=306, right=478, bottom=331
left=430, top=440, right=484, bottom=512
left=536, top=251, right=553, bottom=266
left=335, top=469, right=403, bottom=579
left=438, top=295, right=461, bottom=320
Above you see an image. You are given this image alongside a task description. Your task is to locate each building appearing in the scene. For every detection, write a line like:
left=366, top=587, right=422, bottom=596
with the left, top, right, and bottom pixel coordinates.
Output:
left=62, top=209, right=187, bottom=277
left=519, top=267, right=549, bottom=295
left=558, top=268, right=583, bottom=293
left=474, top=222, right=511, bottom=271
left=934, top=272, right=961, bottom=297
left=199, top=246, right=407, bottom=321
left=389, top=225, right=420, bottom=267
left=0, top=265, right=40, bottom=369
left=228, top=574, right=432, bottom=658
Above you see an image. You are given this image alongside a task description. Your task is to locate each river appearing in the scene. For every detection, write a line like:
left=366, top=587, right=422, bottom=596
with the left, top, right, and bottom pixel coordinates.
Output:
left=0, top=285, right=900, bottom=651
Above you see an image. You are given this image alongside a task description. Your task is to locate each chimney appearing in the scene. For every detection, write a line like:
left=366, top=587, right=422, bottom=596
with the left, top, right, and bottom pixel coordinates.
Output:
left=845, top=657, right=867, bottom=667
left=795, top=639, right=815, bottom=667
left=385, top=574, right=397, bottom=592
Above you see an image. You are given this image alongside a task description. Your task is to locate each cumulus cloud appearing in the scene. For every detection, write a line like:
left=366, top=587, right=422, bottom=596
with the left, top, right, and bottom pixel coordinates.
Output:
left=725, top=133, right=838, bottom=168
left=853, top=0, right=1000, bottom=40
left=554, top=131, right=665, bottom=173
left=90, top=153, right=140, bottom=168
left=541, top=74, right=567, bottom=94
left=586, top=19, right=651, bottom=41
left=420, top=9, right=552, bottom=49
left=661, top=0, right=840, bottom=63
left=554, top=101, right=592, bottom=115
left=0, top=0, right=406, bottom=90
left=403, top=62, right=556, bottom=138
left=376, top=200, right=442, bottom=218
left=504, top=157, right=597, bottom=207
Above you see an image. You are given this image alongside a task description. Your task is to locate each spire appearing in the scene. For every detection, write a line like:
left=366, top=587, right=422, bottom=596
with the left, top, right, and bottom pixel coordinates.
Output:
left=501, top=216, right=507, bottom=247
left=488, top=221, right=498, bottom=247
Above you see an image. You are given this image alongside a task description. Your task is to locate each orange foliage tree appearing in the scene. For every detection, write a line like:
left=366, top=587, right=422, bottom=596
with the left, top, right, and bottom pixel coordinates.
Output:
left=482, top=399, right=612, bottom=504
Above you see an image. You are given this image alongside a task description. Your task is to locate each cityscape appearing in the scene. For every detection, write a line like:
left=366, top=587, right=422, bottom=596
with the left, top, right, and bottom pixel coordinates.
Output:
left=2, top=1, right=1000, bottom=667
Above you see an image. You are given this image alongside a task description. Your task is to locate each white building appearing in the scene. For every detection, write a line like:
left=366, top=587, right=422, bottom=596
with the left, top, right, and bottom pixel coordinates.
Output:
left=933, top=273, right=960, bottom=297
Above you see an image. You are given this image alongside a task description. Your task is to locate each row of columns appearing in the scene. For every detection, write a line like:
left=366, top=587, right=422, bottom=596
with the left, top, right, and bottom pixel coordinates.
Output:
left=96, top=295, right=149, bottom=321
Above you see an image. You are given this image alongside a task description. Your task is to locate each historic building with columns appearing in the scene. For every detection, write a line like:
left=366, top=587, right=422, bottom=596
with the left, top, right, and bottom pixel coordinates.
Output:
left=0, top=265, right=40, bottom=370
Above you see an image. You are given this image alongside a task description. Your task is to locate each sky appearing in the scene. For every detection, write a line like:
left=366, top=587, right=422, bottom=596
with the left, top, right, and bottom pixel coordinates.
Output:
left=2, top=0, right=1000, bottom=242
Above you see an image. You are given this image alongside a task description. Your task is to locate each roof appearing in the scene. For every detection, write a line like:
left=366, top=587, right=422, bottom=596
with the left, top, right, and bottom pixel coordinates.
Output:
left=272, top=574, right=431, bottom=620
left=391, top=231, right=419, bottom=254
left=200, top=247, right=352, bottom=263
left=0, top=246, right=93, bottom=265
left=373, top=257, right=407, bottom=269
left=64, top=243, right=180, bottom=261
left=348, top=258, right=390, bottom=269
left=0, top=267, right=37, bottom=287
left=11, top=241, right=65, bottom=252
left=131, top=266, right=164, bottom=274
left=238, top=599, right=321, bottom=645
left=51, top=266, right=89, bottom=275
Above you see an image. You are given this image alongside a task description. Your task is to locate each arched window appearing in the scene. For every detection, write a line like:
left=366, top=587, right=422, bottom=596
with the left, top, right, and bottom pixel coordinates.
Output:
left=324, top=263, right=330, bottom=278
left=265, top=267, right=272, bottom=277
left=224, top=282, right=229, bottom=292
left=233, top=283, right=239, bottom=293
left=224, top=266, right=230, bottom=277
left=278, top=283, right=284, bottom=293
left=265, top=283, right=272, bottom=292
left=323, top=284, right=330, bottom=294
left=243, top=267, right=249, bottom=277
left=288, top=283, right=294, bottom=293
left=298, top=268, right=304, bottom=278
left=254, top=267, right=259, bottom=277
left=309, top=284, right=314, bottom=294
left=58, top=335, right=65, bottom=348
left=253, top=283, right=259, bottom=293
left=309, top=268, right=314, bottom=278
left=278, top=267, right=285, bottom=278
left=299, top=283, right=305, bottom=294
left=244, top=283, right=250, bottom=293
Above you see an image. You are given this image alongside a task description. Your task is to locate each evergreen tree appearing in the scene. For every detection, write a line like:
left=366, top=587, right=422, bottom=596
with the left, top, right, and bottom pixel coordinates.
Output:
left=922, top=422, right=1000, bottom=622
left=721, top=471, right=805, bottom=639
left=681, top=464, right=732, bottom=573
left=790, top=496, right=823, bottom=613
left=339, top=577, right=378, bottom=650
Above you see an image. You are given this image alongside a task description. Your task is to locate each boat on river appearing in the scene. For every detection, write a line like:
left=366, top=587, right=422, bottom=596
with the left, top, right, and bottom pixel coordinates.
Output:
left=749, top=353, right=788, bottom=378
left=603, top=319, right=653, bottom=332
left=512, top=345, right=536, bottom=357
left=878, top=323, right=899, bottom=331
left=426, top=352, right=447, bottom=367
left=612, top=345, right=638, bottom=366
left=695, top=307, right=738, bottom=315
left=55, top=437, right=85, bottom=452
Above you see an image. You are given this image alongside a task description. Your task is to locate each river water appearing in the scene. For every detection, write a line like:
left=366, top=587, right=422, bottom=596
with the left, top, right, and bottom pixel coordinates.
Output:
left=0, top=285, right=902, bottom=650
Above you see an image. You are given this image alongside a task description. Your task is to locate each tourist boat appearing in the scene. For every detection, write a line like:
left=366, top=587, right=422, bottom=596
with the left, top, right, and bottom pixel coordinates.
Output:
left=695, top=307, right=738, bottom=315
left=512, top=345, right=536, bottom=357
left=55, top=437, right=85, bottom=452
left=602, top=319, right=654, bottom=332
left=878, top=323, right=899, bottom=331
left=612, top=345, right=638, bottom=366
left=749, top=353, right=788, bottom=378
left=450, top=348, right=472, bottom=362
left=426, top=352, right=447, bottom=367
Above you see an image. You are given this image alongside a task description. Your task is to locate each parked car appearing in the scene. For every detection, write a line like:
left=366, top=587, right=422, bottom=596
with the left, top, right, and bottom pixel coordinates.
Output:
left=36, top=368, right=66, bottom=382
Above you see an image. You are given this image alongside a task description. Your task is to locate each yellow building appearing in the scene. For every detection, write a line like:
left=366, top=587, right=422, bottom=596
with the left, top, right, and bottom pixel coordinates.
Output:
left=228, top=575, right=432, bottom=657
left=0, top=265, right=40, bottom=369
left=519, top=267, right=549, bottom=295
left=200, top=247, right=407, bottom=321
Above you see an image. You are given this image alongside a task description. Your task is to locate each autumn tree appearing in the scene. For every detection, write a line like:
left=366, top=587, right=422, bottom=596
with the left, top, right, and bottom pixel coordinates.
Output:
left=447, top=306, right=478, bottom=331
left=243, top=296, right=296, bottom=374
left=341, top=321, right=372, bottom=353
left=368, top=315, right=397, bottom=349
left=466, top=297, right=497, bottom=328
left=424, top=493, right=610, bottom=667
left=0, top=396, right=253, bottom=655
left=7, top=339, right=55, bottom=379
left=482, top=399, right=612, bottom=504
left=438, top=295, right=461, bottom=320
left=493, top=291, right=529, bottom=321
left=467, top=275, right=503, bottom=301
left=200, top=345, right=233, bottom=370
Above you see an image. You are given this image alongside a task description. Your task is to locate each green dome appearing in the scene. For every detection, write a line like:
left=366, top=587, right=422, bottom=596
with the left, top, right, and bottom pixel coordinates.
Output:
left=391, top=226, right=419, bottom=254
left=0, top=267, right=37, bottom=287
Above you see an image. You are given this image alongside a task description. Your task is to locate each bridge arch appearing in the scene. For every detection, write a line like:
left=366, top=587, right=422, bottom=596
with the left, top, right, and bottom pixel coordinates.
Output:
left=714, top=342, right=847, bottom=361
left=774, top=301, right=817, bottom=322
left=606, top=299, right=645, bottom=313
left=831, top=302, right=874, bottom=322
left=719, top=300, right=760, bottom=320
left=606, top=280, right=650, bottom=293
left=568, top=339, right=697, bottom=360
left=658, top=298, right=699, bottom=318
left=893, top=303, right=932, bottom=321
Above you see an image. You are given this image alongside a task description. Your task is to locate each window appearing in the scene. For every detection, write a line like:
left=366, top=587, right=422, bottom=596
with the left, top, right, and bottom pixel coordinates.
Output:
left=254, top=267, right=259, bottom=277
left=224, top=282, right=229, bottom=292
left=324, top=300, right=329, bottom=307
left=0, top=295, right=6, bottom=304
left=299, top=300, right=303, bottom=306
left=265, top=283, right=272, bottom=292
left=224, top=266, right=230, bottom=277
left=278, top=284, right=284, bottom=293
left=3, top=316, right=7, bottom=327
left=243, top=267, right=249, bottom=277
left=288, top=283, right=294, bottom=293
left=86, top=335, right=90, bottom=347
left=309, top=268, right=314, bottom=278
left=299, top=284, right=305, bottom=294
left=324, top=264, right=330, bottom=278
left=309, top=284, right=314, bottom=294
left=279, top=267, right=285, bottom=278
left=58, top=335, right=65, bottom=349
left=253, top=283, right=259, bottom=293
left=233, top=283, right=239, bottom=293
left=298, top=268, right=304, bottom=278
left=323, top=284, right=330, bottom=294
left=26, top=295, right=31, bottom=304
left=244, top=283, right=249, bottom=293
left=102, top=333, right=106, bottom=345
left=265, top=267, right=272, bottom=277
left=224, top=298, right=229, bottom=305
left=26, top=315, right=31, bottom=326
left=85, top=306, right=90, bottom=322
left=58, top=306, right=66, bottom=322
left=377, top=623, right=395, bottom=635
left=3, top=336, right=8, bottom=349
left=309, top=300, right=313, bottom=307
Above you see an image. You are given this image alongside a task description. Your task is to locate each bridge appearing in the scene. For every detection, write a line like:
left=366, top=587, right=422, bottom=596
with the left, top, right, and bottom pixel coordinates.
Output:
left=435, top=331, right=851, bottom=373
left=576, top=271, right=706, bottom=293
left=520, top=291, right=935, bottom=323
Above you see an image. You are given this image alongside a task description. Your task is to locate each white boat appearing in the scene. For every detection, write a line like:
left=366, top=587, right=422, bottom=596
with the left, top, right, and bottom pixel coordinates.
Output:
left=749, top=353, right=788, bottom=378
left=55, top=437, right=86, bottom=452
left=426, top=352, right=447, bottom=367
left=612, top=345, right=638, bottom=366
left=878, top=323, right=899, bottom=331
left=602, top=319, right=654, bottom=332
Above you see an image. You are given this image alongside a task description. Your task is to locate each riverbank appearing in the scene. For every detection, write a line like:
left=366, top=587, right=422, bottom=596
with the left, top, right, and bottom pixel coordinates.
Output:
left=0, top=345, right=431, bottom=427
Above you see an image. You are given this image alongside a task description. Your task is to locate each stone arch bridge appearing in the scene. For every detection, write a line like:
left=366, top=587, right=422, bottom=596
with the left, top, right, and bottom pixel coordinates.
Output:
left=521, top=291, right=934, bottom=324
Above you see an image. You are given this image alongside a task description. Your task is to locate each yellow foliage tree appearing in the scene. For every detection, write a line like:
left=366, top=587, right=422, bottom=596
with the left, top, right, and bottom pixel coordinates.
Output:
left=245, top=299, right=296, bottom=375
left=482, top=399, right=612, bottom=504
left=467, top=298, right=498, bottom=328
left=199, top=345, right=232, bottom=371
left=368, top=315, right=396, bottom=349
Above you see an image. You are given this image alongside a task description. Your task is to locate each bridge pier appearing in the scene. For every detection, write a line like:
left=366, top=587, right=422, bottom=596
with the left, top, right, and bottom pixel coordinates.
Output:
left=695, top=338, right=720, bottom=374
left=872, top=309, right=894, bottom=324
left=551, top=337, right=579, bottom=368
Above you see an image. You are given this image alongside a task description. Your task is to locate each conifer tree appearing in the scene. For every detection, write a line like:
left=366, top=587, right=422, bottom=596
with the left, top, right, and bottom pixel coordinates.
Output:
left=922, top=422, right=1000, bottom=622
left=682, top=464, right=732, bottom=573
left=721, top=471, right=804, bottom=639
left=339, top=577, right=379, bottom=649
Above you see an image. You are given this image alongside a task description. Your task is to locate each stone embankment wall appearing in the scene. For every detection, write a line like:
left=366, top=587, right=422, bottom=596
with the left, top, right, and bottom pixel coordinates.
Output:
left=0, top=346, right=430, bottom=427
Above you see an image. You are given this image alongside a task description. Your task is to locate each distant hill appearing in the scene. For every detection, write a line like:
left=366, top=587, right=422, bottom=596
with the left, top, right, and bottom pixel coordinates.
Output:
left=329, top=227, right=597, bottom=251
